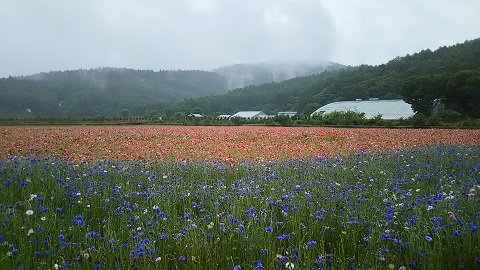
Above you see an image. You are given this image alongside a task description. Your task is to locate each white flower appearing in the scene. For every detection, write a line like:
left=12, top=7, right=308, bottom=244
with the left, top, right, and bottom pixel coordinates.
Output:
left=286, top=262, right=295, bottom=269
left=27, top=228, right=34, bottom=236
left=41, top=217, right=46, bottom=221
left=155, top=257, right=162, bottom=262
left=26, top=210, right=34, bottom=216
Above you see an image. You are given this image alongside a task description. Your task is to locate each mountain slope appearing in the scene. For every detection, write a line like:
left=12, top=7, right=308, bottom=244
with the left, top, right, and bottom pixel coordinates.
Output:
left=171, top=38, right=480, bottom=118
left=0, top=68, right=228, bottom=117
left=212, top=61, right=344, bottom=90
left=0, top=61, right=343, bottom=118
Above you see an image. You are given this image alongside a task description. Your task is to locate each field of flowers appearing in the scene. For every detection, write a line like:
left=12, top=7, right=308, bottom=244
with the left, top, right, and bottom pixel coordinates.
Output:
left=0, top=126, right=479, bottom=269
left=1, top=126, right=480, bottom=162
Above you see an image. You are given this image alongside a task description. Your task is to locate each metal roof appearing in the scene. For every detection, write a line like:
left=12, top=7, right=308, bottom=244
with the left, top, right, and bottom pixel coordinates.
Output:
left=231, top=111, right=268, bottom=118
left=310, top=99, right=415, bottom=119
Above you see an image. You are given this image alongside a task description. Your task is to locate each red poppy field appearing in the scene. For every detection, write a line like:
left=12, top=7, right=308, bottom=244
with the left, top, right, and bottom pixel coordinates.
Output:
left=1, top=126, right=480, bottom=269
left=1, top=126, right=479, bottom=162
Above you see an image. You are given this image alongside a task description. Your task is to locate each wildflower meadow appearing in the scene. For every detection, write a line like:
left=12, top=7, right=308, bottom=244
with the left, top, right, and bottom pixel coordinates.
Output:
left=0, top=126, right=479, bottom=269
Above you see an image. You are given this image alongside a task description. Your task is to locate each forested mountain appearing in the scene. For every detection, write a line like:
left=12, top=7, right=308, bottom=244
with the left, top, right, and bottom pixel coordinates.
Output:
left=212, top=61, right=344, bottom=90
left=0, top=68, right=228, bottom=117
left=1, top=39, right=479, bottom=119
left=171, top=38, right=480, bottom=118
left=0, top=61, right=343, bottom=118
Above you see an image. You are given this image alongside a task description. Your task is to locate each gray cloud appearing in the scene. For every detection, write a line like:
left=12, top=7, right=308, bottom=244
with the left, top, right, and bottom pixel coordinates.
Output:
left=0, top=0, right=479, bottom=78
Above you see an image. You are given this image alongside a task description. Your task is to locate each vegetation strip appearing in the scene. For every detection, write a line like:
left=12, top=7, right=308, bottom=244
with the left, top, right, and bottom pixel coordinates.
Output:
left=0, top=145, right=479, bottom=269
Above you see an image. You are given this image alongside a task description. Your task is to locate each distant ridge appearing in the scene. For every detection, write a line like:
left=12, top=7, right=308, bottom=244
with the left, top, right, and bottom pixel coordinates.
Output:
left=212, top=61, right=345, bottom=89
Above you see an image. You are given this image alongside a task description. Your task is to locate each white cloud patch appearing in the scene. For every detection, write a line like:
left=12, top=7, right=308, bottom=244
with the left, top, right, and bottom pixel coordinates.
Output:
left=0, top=0, right=478, bottom=77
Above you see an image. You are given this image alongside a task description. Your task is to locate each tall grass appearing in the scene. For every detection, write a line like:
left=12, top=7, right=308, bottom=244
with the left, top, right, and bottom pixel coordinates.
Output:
left=0, top=145, right=479, bottom=269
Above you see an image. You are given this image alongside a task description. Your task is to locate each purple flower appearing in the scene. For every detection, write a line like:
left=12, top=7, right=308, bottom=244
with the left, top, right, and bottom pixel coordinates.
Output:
left=252, top=260, right=263, bottom=269
left=277, top=233, right=291, bottom=240
left=425, top=235, right=433, bottom=242
left=307, top=240, right=317, bottom=246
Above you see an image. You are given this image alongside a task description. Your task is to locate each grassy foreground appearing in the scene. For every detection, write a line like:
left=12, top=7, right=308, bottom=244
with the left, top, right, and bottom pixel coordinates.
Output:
left=1, top=145, right=479, bottom=269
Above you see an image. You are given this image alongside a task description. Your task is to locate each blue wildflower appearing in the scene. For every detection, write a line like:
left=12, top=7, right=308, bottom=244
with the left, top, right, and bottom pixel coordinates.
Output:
left=307, top=240, right=317, bottom=246
left=252, top=260, right=262, bottom=269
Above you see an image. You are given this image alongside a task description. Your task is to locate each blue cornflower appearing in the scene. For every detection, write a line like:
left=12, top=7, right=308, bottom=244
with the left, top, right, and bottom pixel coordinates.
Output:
left=307, top=240, right=317, bottom=246
left=277, top=233, right=290, bottom=240
left=58, top=234, right=65, bottom=240
left=265, top=227, right=273, bottom=233
left=469, top=222, right=478, bottom=232
left=178, top=256, right=187, bottom=261
left=233, top=265, right=242, bottom=270
left=260, top=249, right=267, bottom=254
left=252, top=260, right=263, bottom=269
left=425, top=236, right=433, bottom=242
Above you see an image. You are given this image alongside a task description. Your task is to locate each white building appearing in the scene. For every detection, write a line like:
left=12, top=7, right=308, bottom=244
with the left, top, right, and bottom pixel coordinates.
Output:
left=310, top=99, right=415, bottom=120
left=230, top=111, right=269, bottom=119
left=278, top=111, right=298, bottom=117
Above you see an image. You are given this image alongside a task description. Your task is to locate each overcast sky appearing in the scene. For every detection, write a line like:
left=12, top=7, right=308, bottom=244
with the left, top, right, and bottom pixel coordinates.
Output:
left=1, top=0, right=479, bottom=78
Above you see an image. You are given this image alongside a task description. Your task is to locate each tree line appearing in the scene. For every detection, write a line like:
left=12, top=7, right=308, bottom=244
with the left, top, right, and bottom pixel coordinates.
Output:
left=1, top=39, right=479, bottom=120
left=168, top=38, right=480, bottom=119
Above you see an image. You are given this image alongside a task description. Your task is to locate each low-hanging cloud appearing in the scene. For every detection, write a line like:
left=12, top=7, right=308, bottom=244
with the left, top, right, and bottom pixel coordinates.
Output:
left=0, top=0, right=335, bottom=77
left=1, top=0, right=479, bottom=78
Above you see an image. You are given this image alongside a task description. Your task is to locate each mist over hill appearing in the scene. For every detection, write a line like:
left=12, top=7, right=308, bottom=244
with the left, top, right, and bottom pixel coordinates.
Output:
left=212, top=61, right=344, bottom=89
left=172, top=38, right=480, bottom=118
left=2, top=38, right=479, bottom=119
left=0, top=61, right=342, bottom=118
left=0, top=68, right=228, bottom=117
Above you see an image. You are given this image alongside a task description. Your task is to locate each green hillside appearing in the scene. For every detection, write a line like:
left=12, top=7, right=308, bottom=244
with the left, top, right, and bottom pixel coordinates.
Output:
left=0, top=68, right=228, bottom=117
left=171, top=38, right=480, bottom=118
left=1, top=39, right=479, bottom=119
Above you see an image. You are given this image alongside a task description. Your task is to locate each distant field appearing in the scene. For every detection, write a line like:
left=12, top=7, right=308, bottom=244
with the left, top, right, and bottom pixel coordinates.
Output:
left=1, top=126, right=479, bottom=269
left=1, top=126, right=479, bottom=162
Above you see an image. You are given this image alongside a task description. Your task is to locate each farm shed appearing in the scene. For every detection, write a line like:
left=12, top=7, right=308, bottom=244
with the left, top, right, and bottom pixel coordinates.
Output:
left=230, top=111, right=269, bottom=119
left=310, top=99, right=415, bottom=120
left=278, top=111, right=298, bottom=117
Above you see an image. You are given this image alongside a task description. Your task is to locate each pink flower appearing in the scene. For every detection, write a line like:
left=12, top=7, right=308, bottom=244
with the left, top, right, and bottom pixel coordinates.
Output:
left=448, top=211, right=457, bottom=221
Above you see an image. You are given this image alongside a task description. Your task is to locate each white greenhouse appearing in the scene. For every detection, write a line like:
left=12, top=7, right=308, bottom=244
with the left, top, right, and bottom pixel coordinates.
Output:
left=310, top=99, right=415, bottom=120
